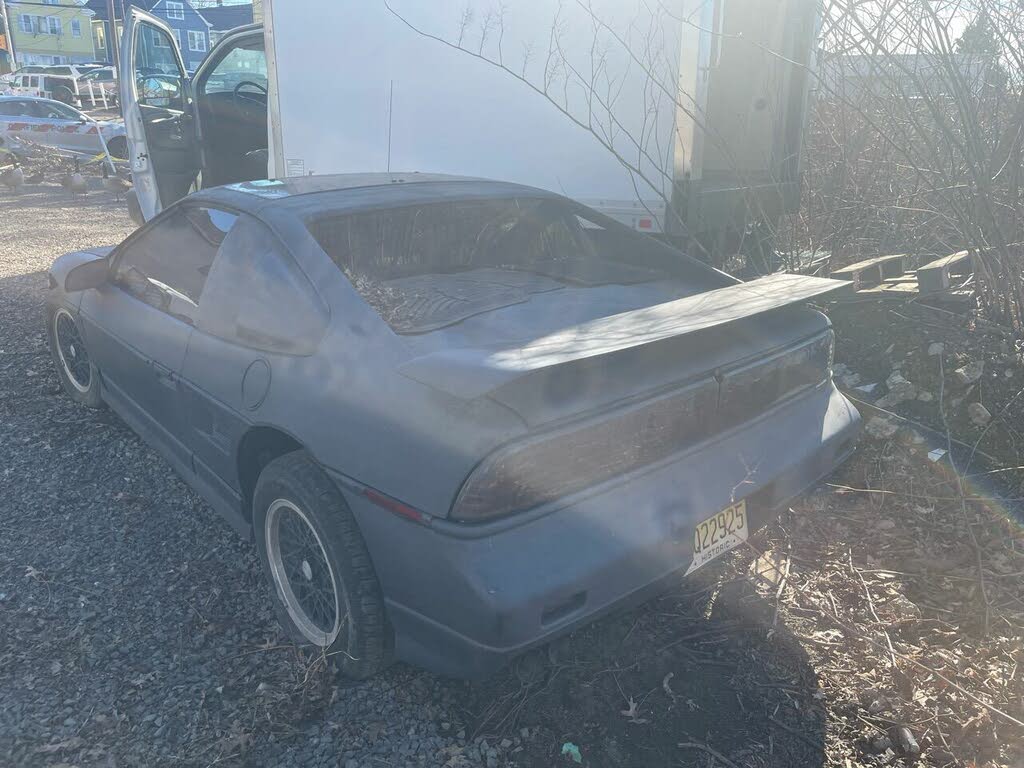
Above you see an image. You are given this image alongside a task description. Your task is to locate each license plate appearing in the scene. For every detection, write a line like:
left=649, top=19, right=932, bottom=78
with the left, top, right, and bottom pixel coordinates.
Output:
left=685, top=500, right=748, bottom=575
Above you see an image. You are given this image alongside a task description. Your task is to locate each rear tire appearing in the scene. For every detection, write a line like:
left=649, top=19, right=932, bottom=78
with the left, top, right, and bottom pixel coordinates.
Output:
left=253, top=452, right=392, bottom=679
left=47, top=306, right=102, bottom=408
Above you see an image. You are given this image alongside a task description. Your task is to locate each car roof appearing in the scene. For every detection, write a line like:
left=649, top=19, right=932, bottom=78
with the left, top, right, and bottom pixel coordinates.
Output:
left=0, top=94, right=78, bottom=108
left=190, top=173, right=561, bottom=217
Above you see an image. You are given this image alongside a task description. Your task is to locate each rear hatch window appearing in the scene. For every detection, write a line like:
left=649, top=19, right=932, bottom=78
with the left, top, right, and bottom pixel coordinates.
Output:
left=307, top=197, right=670, bottom=333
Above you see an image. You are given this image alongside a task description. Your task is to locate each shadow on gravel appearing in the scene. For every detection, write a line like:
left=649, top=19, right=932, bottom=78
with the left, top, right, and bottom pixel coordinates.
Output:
left=454, top=570, right=825, bottom=768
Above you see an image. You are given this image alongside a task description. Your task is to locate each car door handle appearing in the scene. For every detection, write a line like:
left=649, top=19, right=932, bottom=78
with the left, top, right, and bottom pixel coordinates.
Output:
left=151, top=361, right=177, bottom=388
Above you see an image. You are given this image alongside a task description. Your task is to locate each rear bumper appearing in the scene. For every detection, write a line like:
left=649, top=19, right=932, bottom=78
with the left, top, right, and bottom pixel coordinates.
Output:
left=341, top=383, right=860, bottom=679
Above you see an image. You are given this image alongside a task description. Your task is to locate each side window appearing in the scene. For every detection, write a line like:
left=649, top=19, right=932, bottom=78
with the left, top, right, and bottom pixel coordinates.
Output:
left=0, top=101, right=27, bottom=116
left=134, top=23, right=185, bottom=109
left=112, top=206, right=238, bottom=325
left=34, top=101, right=80, bottom=120
left=197, top=216, right=327, bottom=355
left=201, top=42, right=267, bottom=96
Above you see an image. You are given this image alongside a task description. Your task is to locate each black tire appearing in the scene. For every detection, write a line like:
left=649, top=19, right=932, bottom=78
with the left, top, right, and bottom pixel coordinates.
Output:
left=253, top=451, right=392, bottom=679
left=46, top=306, right=103, bottom=408
left=107, top=136, right=127, bottom=160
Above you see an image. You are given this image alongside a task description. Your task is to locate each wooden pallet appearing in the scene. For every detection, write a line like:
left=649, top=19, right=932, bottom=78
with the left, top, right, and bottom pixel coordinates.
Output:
left=830, top=254, right=909, bottom=289
left=916, top=250, right=973, bottom=293
left=853, top=276, right=920, bottom=298
left=828, top=249, right=977, bottom=309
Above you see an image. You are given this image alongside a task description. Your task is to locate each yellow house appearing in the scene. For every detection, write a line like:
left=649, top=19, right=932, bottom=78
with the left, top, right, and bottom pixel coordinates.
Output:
left=8, top=0, right=96, bottom=66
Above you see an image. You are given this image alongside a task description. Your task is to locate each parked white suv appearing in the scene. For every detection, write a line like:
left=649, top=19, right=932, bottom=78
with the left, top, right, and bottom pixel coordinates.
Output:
left=5, top=69, right=117, bottom=109
left=0, top=64, right=102, bottom=84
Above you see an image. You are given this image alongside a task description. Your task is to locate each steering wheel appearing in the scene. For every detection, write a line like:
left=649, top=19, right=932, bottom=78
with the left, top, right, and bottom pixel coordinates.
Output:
left=233, top=79, right=268, bottom=121
left=232, top=79, right=267, bottom=110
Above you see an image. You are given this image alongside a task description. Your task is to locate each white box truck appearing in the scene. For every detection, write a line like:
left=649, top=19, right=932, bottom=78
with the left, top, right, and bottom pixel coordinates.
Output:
left=120, top=0, right=819, bottom=267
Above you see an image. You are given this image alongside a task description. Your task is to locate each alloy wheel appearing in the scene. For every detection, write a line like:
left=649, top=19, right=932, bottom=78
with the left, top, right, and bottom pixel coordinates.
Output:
left=53, top=308, right=91, bottom=393
left=264, top=498, right=344, bottom=646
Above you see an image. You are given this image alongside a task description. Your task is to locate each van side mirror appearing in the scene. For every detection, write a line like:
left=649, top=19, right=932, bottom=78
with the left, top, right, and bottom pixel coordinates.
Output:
left=65, top=257, right=109, bottom=292
left=138, top=75, right=182, bottom=109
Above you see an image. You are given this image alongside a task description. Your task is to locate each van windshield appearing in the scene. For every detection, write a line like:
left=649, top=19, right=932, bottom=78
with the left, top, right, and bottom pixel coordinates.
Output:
left=307, top=197, right=669, bottom=333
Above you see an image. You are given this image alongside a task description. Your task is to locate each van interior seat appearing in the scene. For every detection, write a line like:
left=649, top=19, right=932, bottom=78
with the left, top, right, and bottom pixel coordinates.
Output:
left=193, top=35, right=269, bottom=189
left=198, top=89, right=268, bottom=188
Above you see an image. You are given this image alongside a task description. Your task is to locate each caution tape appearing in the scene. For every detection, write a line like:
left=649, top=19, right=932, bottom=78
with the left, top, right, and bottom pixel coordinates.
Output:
left=1, top=121, right=107, bottom=135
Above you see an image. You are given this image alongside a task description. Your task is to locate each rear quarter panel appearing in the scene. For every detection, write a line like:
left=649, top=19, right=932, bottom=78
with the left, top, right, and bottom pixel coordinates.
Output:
left=248, top=210, right=528, bottom=517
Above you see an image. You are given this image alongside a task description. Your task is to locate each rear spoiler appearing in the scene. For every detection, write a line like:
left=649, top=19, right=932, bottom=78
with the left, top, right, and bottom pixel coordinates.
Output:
left=398, top=273, right=851, bottom=400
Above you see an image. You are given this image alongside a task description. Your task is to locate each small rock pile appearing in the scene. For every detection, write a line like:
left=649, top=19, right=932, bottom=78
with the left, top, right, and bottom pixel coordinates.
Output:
left=838, top=337, right=1007, bottom=432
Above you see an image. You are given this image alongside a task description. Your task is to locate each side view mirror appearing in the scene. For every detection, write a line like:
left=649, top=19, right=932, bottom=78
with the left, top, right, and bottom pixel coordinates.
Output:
left=138, top=75, right=182, bottom=108
left=65, top=257, right=109, bottom=292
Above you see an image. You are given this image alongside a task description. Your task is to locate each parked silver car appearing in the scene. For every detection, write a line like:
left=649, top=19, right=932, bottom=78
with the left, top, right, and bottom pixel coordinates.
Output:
left=46, top=173, right=861, bottom=680
left=0, top=95, right=127, bottom=158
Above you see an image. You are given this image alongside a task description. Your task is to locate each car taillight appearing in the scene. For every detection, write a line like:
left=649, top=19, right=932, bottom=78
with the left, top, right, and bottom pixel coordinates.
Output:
left=717, top=330, right=834, bottom=429
left=451, top=330, right=834, bottom=523
left=451, top=378, right=717, bottom=522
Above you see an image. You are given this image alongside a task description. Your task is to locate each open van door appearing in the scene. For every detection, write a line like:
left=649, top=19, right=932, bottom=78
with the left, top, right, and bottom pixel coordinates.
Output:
left=120, top=9, right=200, bottom=220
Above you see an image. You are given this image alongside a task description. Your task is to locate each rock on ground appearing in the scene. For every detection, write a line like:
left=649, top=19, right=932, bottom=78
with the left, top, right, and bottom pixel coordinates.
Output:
left=864, top=417, right=899, bottom=440
left=968, top=402, right=992, bottom=426
left=954, top=361, right=984, bottom=386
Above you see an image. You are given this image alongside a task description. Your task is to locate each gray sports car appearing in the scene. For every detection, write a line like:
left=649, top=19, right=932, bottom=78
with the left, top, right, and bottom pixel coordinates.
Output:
left=46, top=174, right=860, bottom=679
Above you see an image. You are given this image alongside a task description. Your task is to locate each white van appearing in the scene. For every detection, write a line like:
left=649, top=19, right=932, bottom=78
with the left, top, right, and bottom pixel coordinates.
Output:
left=119, top=1, right=819, bottom=263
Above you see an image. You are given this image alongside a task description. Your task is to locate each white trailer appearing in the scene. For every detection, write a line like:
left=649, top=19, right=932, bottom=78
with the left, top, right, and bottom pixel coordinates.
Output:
left=120, top=0, right=819, bottom=263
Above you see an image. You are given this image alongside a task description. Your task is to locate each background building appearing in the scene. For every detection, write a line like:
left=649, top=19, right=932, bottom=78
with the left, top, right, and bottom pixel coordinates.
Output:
left=85, top=0, right=252, bottom=68
left=83, top=0, right=121, bottom=63
left=8, top=0, right=96, bottom=65
left=0, top=11, right=11, bottom=73
left=197, top=2, right=252, bottom=47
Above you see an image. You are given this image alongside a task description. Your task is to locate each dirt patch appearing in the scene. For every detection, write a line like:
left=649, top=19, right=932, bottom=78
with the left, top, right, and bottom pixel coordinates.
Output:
left=461, top=571, right=824, bottom=768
